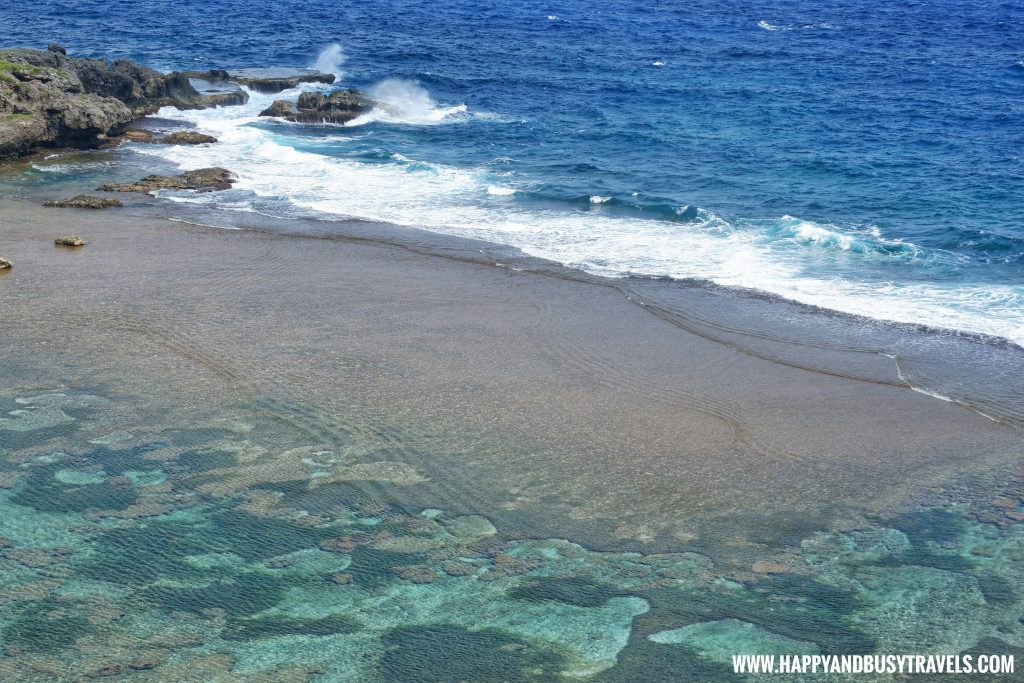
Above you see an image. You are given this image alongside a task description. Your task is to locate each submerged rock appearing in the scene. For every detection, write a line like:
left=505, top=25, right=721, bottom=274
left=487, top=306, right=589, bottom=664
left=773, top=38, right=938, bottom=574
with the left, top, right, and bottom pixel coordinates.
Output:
left=54, top=236, right=85, bottom=247
left=751, top=560, right=792, bottom=575
left=98, top=167, right=235, bottom=193
left=44, top=195, right=123, bottom=209
left=161, top=131, right=217, bottom=145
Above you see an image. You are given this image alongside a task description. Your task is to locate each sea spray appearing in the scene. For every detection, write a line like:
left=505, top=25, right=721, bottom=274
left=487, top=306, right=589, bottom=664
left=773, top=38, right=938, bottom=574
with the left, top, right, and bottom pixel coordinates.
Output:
left=312, top=43, right=345, bottom=78
left=347, top=79, right=468, bottom=125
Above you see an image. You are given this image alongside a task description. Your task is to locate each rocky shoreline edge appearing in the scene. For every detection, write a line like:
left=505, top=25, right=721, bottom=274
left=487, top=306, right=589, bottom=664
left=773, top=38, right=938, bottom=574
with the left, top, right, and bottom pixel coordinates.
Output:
left=0, top=44, right=373, bottom=160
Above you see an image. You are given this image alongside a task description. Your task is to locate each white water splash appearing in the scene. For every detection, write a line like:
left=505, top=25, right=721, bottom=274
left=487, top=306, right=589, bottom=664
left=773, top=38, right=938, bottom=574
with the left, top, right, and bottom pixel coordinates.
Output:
left=312, top=43, right=345, bottom=78
left=347, top=79, right=467, bottom=126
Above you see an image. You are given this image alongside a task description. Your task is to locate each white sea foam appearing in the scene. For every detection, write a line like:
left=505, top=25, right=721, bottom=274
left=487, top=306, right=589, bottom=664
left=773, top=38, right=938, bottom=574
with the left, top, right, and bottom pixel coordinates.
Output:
left=487, top=185, right=517, bottom=196
left=759, top=20, right=836, bottom=32
left=651, top=60, right=666, bottom=67
left=142, top=90, right=1024, bottom=346
left=589, top=195, right=611, bottom=204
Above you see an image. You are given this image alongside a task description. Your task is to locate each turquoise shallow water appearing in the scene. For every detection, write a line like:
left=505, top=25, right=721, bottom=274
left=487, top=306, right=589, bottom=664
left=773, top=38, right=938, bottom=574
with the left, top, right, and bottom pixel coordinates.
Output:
left=1, top=385, right=1022, bottom=681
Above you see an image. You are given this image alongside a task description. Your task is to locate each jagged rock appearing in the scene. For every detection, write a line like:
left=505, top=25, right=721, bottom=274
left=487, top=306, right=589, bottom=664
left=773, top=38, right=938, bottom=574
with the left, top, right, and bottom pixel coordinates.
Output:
left=44, top=194, right=122, bottom=209
left=47, top=44, right=66, bottom=55
left=161, top=131, right=217, bottom=145
left=0, top=49, right=133, bottom=157
left=0, top=47, right=247, bottom=158
left=259, top=99, right=294, bottom=117
left=296, top=92, right=326, bottom=110
left=54, top=235, right=85, bottom=246
left=98, top=167, right=235, bottom=193
left=75, top=57, right=168, bottom=112
left=0, top=258, right=10, bottom=270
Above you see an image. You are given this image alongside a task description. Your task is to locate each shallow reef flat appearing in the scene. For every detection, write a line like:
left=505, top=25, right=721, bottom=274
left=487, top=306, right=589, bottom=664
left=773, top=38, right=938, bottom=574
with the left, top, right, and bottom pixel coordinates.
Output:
left=0, top=388, right=1022, bottom=681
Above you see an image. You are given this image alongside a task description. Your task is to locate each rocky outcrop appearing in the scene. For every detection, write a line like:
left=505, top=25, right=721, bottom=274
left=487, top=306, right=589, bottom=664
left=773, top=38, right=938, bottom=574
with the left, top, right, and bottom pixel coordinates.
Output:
left=0, top=50, right=134, bottom=157
left=44, top=195, right=123, bottom=208
left=259, top=89, right=375, bottom=125
left=0, top=257, right=11, bottom=270
left=0, top=45, right=242, bottom=158
left=98, top=167, right=235, bottom=193
left=0, top=44, right=340, bottom=158
left=54, top=236, right=85, bottom=246
left=181, top=67, right=335, bottom=94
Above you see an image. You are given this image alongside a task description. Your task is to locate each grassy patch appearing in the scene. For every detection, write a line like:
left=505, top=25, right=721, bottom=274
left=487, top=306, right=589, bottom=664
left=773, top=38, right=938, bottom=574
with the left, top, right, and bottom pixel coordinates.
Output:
left=0, top=59, right=46, bottom=76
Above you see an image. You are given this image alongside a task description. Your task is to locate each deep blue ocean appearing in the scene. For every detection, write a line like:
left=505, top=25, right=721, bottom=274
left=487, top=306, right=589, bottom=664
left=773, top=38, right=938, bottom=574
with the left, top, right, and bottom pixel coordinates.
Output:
left=4, top=0, right=1024, bottom=342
